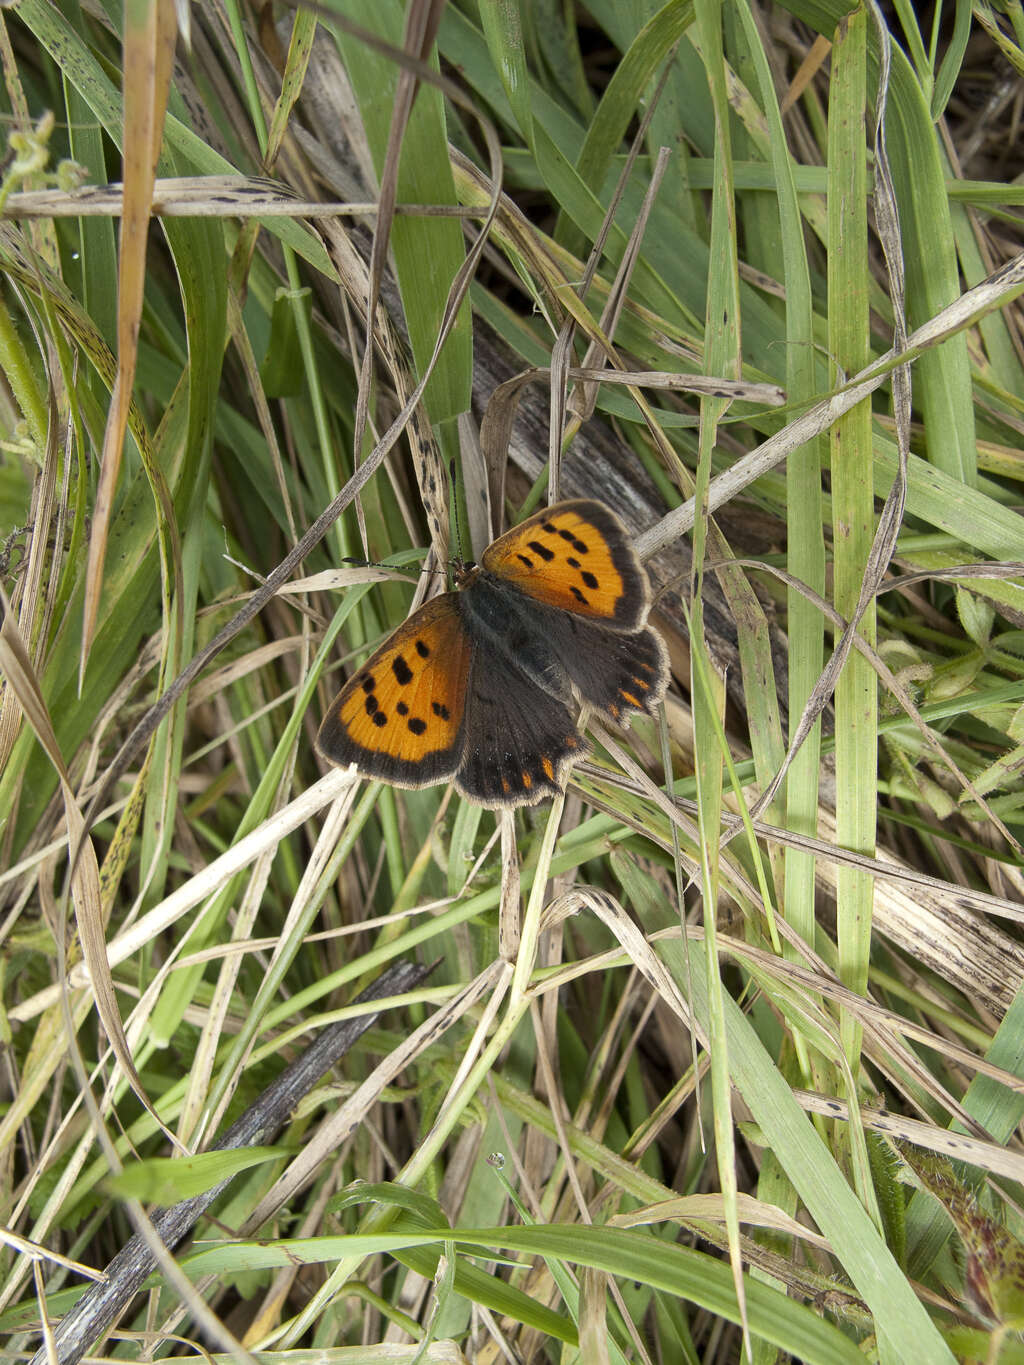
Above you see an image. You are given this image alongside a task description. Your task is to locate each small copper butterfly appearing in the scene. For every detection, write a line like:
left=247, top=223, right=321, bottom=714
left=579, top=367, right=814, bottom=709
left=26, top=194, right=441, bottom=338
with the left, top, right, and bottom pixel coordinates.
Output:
left=316, top=499, right=669, bottom=806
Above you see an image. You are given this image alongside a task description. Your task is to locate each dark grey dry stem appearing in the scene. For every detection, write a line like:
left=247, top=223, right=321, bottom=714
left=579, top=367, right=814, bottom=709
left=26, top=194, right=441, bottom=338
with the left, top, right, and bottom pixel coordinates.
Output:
left=29, top=959, right=431, bottom=1365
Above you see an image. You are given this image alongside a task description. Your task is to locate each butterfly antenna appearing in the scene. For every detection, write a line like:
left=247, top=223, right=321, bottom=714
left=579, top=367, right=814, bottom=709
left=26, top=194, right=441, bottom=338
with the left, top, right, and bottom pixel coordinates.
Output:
left=448, top=457, right=470, bottom=566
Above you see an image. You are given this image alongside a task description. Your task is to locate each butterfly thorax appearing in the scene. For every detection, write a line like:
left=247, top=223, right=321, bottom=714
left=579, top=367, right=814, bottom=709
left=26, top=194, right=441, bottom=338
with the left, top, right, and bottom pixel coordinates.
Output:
left=458, top=570, right=571, bottom=703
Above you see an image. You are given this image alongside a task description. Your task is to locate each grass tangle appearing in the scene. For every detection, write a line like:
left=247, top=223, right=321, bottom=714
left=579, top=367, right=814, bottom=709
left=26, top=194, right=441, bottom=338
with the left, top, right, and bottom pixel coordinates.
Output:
left=2, top=2, right=1024, bottom=1362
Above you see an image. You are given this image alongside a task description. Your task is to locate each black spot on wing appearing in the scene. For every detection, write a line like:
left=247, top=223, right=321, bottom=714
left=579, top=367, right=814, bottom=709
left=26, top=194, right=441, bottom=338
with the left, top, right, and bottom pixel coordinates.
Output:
left=527, top=539, right=555, bottom=561
left=557, top=527, right=589, bottom=554
left=480, top=499, right=651, bottom=630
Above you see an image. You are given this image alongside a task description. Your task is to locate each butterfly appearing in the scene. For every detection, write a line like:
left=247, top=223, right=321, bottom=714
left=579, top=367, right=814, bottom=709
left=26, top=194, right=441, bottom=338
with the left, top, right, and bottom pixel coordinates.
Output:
left=316, top=499, right=669, bottom=807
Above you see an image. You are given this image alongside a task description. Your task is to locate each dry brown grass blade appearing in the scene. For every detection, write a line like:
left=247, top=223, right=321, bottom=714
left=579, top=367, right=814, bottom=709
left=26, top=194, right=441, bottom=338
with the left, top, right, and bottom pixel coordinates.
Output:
left=497, top=810, right=521, bottom=961
left=794, top=1091, right=1024, bottom=1182
left=583, top=714, right=1024, bottom=1020
left=569, top=145, right=673, bottom=428
left=25, top=962, right=429, bottom=1365
left=612, top=1194, right=832, bottom=1249
left=2, top=175, right=479, bottom=219
left=80, top=0, right=177, bottom=679
left=548, top=72, right=675, bottom=500
left=72, top=21, right=506, bottom=854
left=0, top=587, right=170, bottom=1142
left=239, top=961, right=506, bottom=1233
left=723, top=554, right=1023, bottom=857
left=780, top=34, right=832, bottom=115
left=352, top=0, right=448, bottom=521
left=0, top=358, right=60, bottom=777
left=636, top=249, right=1024, bottom=563
left=10, top=773, right=351, bottom=1028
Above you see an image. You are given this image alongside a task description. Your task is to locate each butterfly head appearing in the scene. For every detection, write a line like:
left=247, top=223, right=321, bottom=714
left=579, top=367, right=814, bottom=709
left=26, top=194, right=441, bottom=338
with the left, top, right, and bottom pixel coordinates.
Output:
left=452, top=558, right=478, bottom=589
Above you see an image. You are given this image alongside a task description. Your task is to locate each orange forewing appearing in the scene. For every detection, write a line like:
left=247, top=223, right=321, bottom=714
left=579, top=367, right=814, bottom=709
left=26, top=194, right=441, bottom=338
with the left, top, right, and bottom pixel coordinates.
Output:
left=316, top=593, right=471, bottom=787
left=480, top=500, right=647, bottom=630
